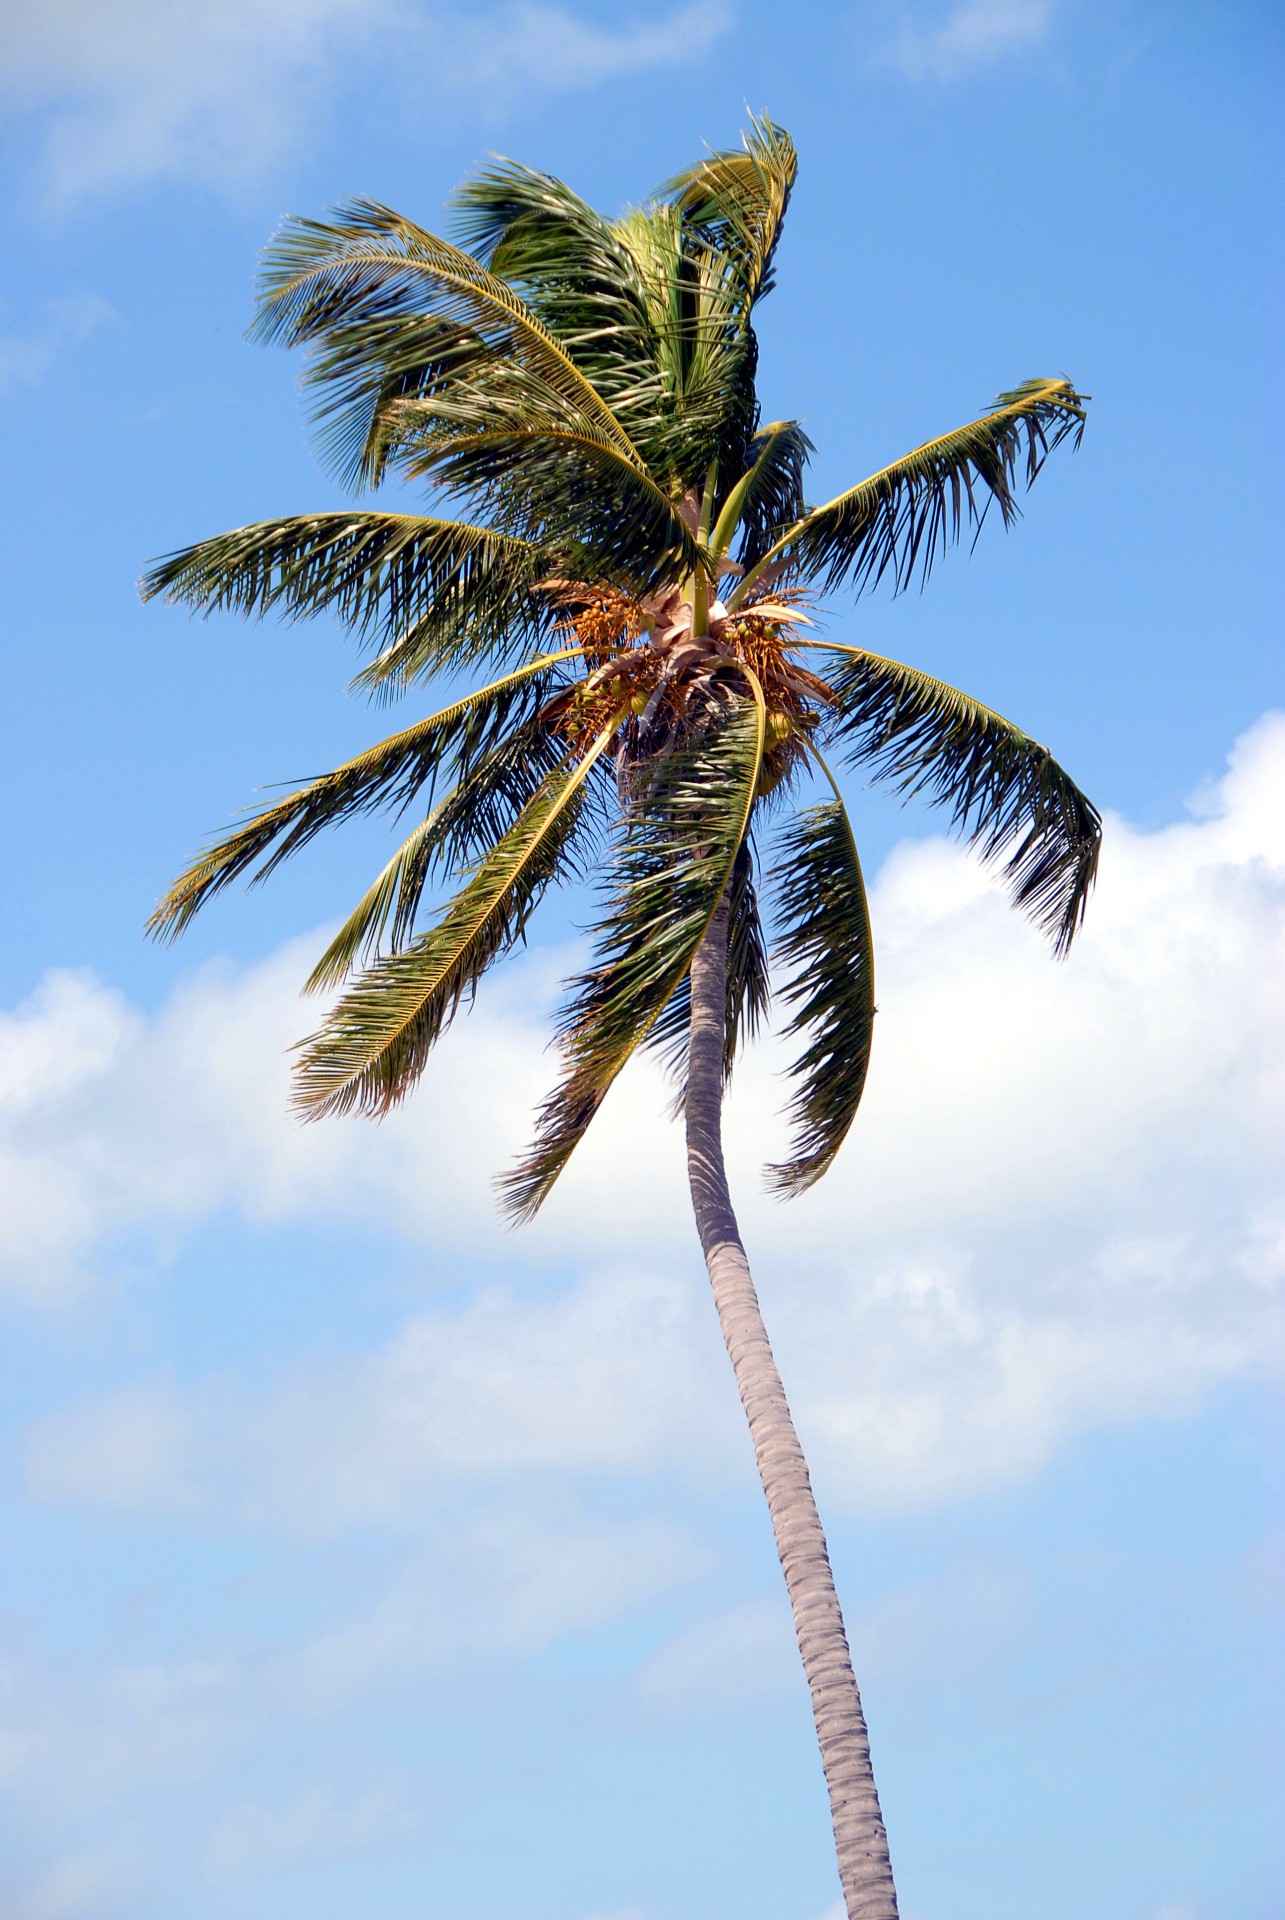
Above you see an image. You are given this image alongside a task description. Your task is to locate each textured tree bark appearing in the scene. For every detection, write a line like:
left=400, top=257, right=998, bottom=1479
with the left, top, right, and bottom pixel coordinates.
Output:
left=685, top=894, right=899, bottom=1920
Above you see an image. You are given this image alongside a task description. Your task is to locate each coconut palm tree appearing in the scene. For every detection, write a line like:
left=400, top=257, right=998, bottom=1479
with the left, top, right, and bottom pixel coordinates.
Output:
left=144, top=118, right=1098, bottom=1920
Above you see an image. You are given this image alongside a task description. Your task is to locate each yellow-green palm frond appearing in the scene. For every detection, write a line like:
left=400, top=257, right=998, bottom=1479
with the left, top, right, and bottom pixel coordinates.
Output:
left=293, top=730, right=614, bottom=1120
left=500, top=689, right=766, bottom=1223
left=662, top=113, right=798, bottom=308
left=731, top=378, right=1087, bottom=605
left=147, top=649, right=582, bottom=942
left=387, top=418, right=704, bottom=586
left=252, top=199, right=646, bottom=477
left=810, top=640, right=1101, bottom=954
left=141, top=512, right=549, bottom=681
left=610, top=202, right=752, bottom=492
left=449, top=160, right=666, bottom=432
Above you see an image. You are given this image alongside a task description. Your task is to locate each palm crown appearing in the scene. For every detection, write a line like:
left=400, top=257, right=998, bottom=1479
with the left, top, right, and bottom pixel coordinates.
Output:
left=145, top=116, right=1098, bottom=1219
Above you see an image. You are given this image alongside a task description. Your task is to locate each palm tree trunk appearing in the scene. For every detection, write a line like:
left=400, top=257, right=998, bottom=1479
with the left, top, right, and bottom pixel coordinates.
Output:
left=685, top=894, right=899, bottom=1920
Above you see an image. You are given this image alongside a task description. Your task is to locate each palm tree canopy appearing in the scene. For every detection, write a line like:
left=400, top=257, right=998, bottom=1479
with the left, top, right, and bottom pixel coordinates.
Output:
left=145, top=116, right=1098, bottom=1213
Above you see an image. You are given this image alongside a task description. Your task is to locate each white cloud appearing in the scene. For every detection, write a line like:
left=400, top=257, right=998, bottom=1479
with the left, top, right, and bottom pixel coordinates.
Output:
left=0, top=0, right=731, bottom=204
left=1, top=0, right=377, bottom=202
left=0, top=1496, right=706, bottom=1871
left=24, top=1379, right=197, bottom=1513
left=206, top=1780, right=413, bottom=1873
left=2, top=1851, right=139, bottom=1920
left=0, top=295, right=116, bottom=397
left=9, top=714, right=1285, bottom=1514
left=873, top=0, right=1060, bottom=83
left=431, top=1, right=731, bottom=108
left=633, top=1555, right=1028, bottom=1717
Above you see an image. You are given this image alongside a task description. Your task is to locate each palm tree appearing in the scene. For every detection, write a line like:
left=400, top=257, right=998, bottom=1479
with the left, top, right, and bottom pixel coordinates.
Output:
left=144, top=118, right=1098, bottom=1919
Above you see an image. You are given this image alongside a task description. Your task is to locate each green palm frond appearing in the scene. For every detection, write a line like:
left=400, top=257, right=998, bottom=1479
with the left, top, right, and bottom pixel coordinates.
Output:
left=500, top=689, right=767, bottom=1223
left=766, top=757, right=875, bottom=1196
left=141, top=512, right=547, bottom=678
left=663, top=113, right=798, bottom=308
left=293, top=729, right=615, bottom=1119
left=612, top=203, right=756, bottom=492
left=449, top=161, right=665, bottom=430
left=147, top=648, right=582, bottom=942
left=726, top=421, right=813, bottom=571
left=647, top=836, right=771, bottom=1089
left=306, top=810, right=441, bottom=992
left=809, top=640, right=1101, bottom=953
left=251, top=199, right=651, bottom=486
left=390, top=419, right=704, bottom=583
left=730, top=378, right=1087, bottom=605
left=304, top=716, right=607, bottom=991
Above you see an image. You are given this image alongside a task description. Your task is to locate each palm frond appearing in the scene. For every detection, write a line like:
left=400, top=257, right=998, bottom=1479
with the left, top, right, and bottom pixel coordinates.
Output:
left=251, top=199, right=652, bottom=487
left=647, top=836, right=770, bottom=1089
left=292, top=730, right=614, bottom=1119
left=449, top=160, right=665, bottom=432
left=500, top=689, right=767, bottom=1223
left=709, top=420, right=812, bottom=572
left=612, top=204, right=757, bottom=493
left=808, top=640, right=1101, bottom=953
left=765, top=758, right=875, bottom=1196
left=662, top=114, right=798, bottom=308
left=390, top=419, right=703, bottom=584
left=305, top=810, right=441, bottom=991
left=304, top=716, right=606, bottom=990
left=730, top=378, right=1087, bottom=605
left=147, top=648, right=581, bottom=942
left=141, top=512, right=548, bottom=678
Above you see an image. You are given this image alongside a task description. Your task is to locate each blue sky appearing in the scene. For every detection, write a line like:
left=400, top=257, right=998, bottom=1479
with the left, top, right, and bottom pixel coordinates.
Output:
left=0, top=3, right=1281, bottom=1917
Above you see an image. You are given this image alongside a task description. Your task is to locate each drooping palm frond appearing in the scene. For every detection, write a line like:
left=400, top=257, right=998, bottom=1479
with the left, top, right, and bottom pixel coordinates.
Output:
left=647, top=834, right=771, bottom=1091
left=147, top=649, right=582, bottom=942
left=251, top=197, right=676, bottom=510
left=449, top=160, right=665, bottom=433
left=257, top=203, right=641, bottom=441
left=730, top=378, right=1087, bottom=606
left=302, top=705, right=597, bottom=991
left=306, top=810, right=442, bottom=992
left=500, top=690, right=767, bottom=1223
left=389, top=418, right=704, bottom=585
left=293, top=729, right=615, bottom=1119
left=141, top=512, right=548, bottom=679
left=808, top=640, right=1101, bottom=954
left=765, top=758, right=875, bottom=1196
left=662, top=113, right=798, bottom=310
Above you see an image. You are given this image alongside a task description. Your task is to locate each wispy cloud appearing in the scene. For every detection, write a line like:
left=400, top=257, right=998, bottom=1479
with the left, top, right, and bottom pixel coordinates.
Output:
left=430, top=1, right=731, bottom=108
left=872, top=0, right=1060, bottom=83
left=0, top=0, right=732, bottom=205
left=0, top=294, right=115, bottom=396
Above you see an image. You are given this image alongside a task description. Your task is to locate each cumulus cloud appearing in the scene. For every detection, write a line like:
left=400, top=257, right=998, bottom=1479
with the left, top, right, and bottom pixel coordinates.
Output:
left=9, top=715, right=1285, bottom=1515
left=0, top=0, right=731, bottom=203
left=871, top=0, right=1060, bottom=83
